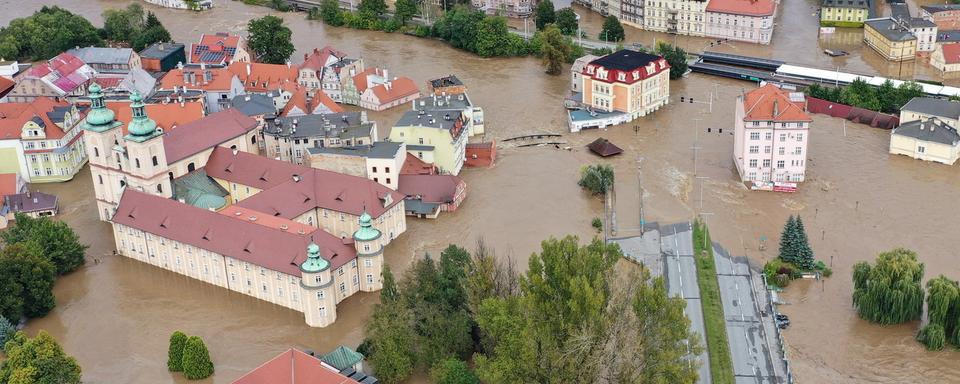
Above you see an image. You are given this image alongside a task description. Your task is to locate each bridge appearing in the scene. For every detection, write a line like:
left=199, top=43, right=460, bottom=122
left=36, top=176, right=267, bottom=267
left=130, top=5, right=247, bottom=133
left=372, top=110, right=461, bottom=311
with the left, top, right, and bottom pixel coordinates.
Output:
left=699, top=51, right=784, bottom=72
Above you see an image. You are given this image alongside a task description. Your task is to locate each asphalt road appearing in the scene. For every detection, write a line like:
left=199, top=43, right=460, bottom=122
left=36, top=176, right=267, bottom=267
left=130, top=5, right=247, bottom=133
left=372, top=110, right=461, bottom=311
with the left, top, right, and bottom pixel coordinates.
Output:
left=661, top=222, right=712, bottom=384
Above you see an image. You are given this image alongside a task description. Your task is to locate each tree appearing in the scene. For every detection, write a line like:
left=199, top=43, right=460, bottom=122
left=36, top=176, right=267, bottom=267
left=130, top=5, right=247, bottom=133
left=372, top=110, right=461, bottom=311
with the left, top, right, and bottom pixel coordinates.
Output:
left=555, top=7, right=578, bottom=36
left=131, top=12, right=172, bottom=51
left=578, top=163, right=615, bottom=195
left=0, top=6, right=102, bottom=62
left=366, top=298, right=415, bottom=383
left=841, top=79, right=880, bottom=111
left=101, top=4, right=144, bottom=43
left=180, top=336, right=214, bottom=380
left=431, top=358, right=480, bottom=384
left=359, top=0, right=388, bottom=18
left=394, top=0, right=418, bottom=25
left=539, top=25, right=571, bottom=75
left=0, top=316, right=13, bottom=346
left=852, top=248, right=925, bottom=325
left=793, top=216, right=814, bottom=270
left=656, top=42, right=688, bottom=80
left=2, top=213, right=87, bottom=275
left=534, top=0, right=555, bottom=31
left=0, top=243, right=57, bottom=322
left=917, top=323, right=946, bottom=351
left=167, top=331, right=188, bottom=372
left=474, top=16, right=514, bottom=57
left=247, top=16, right=295, bottom=64
left=919, top=276, right=960, bottom=350
left=0, top=330, right=82, bottom=384
left=381, top=264, right=399, bottom=304
left=777, top=216, right=798, bottom=266
left=317, top=0, right=345, bottom=26
left=600, top=16, right=624, bottom=42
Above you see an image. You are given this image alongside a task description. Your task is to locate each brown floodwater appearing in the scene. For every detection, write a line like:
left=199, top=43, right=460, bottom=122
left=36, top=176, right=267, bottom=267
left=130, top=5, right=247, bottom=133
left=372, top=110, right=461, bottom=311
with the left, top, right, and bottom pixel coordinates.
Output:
left=6, top=0, right=960, bottom=382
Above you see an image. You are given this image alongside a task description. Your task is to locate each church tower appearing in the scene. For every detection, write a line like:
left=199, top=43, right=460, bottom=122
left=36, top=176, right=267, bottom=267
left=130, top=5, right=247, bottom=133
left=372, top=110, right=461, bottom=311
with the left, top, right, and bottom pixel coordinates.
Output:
left=353, top=212, right=384, bottom=292
left=81, top=83, right=123, bottom=221
left=122, top=91, right=170, bottom=198
left=300, top=243, right=336, bottom=327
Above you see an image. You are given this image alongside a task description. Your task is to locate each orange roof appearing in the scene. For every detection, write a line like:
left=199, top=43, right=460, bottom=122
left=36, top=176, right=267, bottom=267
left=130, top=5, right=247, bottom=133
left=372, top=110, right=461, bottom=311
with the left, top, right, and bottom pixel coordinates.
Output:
left=191, top=33, right=244, bottom=64
left=159, top=67, right=238, bottom=91
left=941, top=42, right=960, bottom=64
left=369, top=77, right=419, bottom=104
left=106, top=101, right=206, bottom=134
left=280, top=87, right=344, bottom=117
left=742, top=84, right=811, bottom=122
left=0, top=76, right=15, bottom=99
left=232, top=349, right=359, bottom=384
left=0, top=173, right=21, bottom=197
left=401, top=152, right=436, bottom=175
left=706, top=0, right=775, bottom=16
left=300, top=46, right=347, bottom=71
left=351, top=67, right=382, bottom=93
left=228, top=62, right=299, bottom=93
left=218, top=205, right=317, bottom=234
left=0, top=97, right=77, bottom=140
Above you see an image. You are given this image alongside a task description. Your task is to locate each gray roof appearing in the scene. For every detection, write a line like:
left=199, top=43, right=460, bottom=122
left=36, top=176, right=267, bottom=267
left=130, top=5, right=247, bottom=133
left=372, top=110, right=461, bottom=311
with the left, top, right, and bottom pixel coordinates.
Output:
left=264, top=112, right=374, bottom=140
left=146, top=88, right=205, bottom=103
left=412, top=93, right=473, bottom=111
left=429, top=75, right=463, bottom=89
left=937, top=31, right=960, bottom=42
left=231, top=94, right=277, bottom=117
left=893, top=118, right=960, bottom=145
left=394, top=109, right=465, bottom=130
left=45, top=105, right=83, bottom=124
left=66, top=47, right=133, bottom=66
left=407, top=144, right=435, bottom=151
left=865, top=18, right=916, bottom=42
left=4, top=191, right=58, bottom=213
left=121, top=68, right=158, bottom=97
left=139, top=42, right=185, bottom=60
left=905, top=17, right=936, bottom=29
left=890, top=4, right=911, bottom=21
left=822, top=0, right=868, bottom=9
left=901, top=97, right=960, bottom=120
left=922, top=5, right=960, bottom=14
left=307, top=141, right=402, bottom=159
left=403, top=198, right=440, bottom=215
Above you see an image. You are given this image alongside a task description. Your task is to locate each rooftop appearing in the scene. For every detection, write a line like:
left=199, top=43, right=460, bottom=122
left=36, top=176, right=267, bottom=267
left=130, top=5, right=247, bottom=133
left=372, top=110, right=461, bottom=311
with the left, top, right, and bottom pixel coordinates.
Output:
left=320, top=346, right=364, bottom=372
left=922, top=4, right=960, bottom=13
left=394, top=109, right=466, bottom=131
left=412, top=93, right=473, bottom=111
left=66, top=47, right=134, bottom=67
left=172, top=169, right=230, bottom=210
left=428, top=74, right=464, bottom=89
left=369, top=77, right=419, bottom=104
left=280, top=86, right=343, bottom=117
left=4, top=191, right=58, bottom=213
left=139, top=42, right=186, bottom=60
left=159, top=66, right=238, bottom=91
left=707, top=0, right=776, bottom=15
left=901, top=97, right=960, bottom=119
left=892, top=118, right=960, bottom=146
left=25, top=53, right=94, bottom=95
left=228, top=62, right=299, bottom=93
left=232, top=349, right=359, bottom=384
left=941, top=42, right=960, bottom=64
left=865, top=18, right=917, bottom=42
left=0, top=173, right=22, bottom=197
left=307, top=141, right=403, bottom=159
left=590, top=50, right=663, bottom=72
left=0, top=98, right=84, bottom=140
left=106, top=100, right=205, bottom=133
left=162, top=108, right=259, bottom=163
left=741, top=84, right=812, bottom=122
left=191, top=32, right=244, bottom=64
left=264, top=112, right=372, bottom=140
left=300, top=46, right=348, bottom=71
left=398, top=174, right=463, bottom=204
left=587, top=138, right=623, bottom=157
left=231, top=93, right=277, bottom=117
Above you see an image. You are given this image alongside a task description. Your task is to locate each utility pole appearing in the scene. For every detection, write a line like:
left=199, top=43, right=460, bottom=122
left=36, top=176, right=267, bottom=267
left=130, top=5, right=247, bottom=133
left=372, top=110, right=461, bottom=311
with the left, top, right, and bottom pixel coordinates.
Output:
left=637, top=156, right=645, bottom=234
left=697, top=176, right=710, bottom=212
left=691, top=118, right=703, bottom=176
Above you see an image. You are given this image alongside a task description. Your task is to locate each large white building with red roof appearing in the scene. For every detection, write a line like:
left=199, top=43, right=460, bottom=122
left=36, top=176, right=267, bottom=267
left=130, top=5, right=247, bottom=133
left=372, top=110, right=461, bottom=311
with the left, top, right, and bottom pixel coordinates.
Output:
left=596, top=0, right=778, bottom=45
left=734, top=84, right=812, bottom=190
left=81, top=81, right=406, bottom=327
left=159, top=64, right=245, bottom=113
left=0, top=97, right=89, bottom=183
left=705, top=0, right=777, bottom=45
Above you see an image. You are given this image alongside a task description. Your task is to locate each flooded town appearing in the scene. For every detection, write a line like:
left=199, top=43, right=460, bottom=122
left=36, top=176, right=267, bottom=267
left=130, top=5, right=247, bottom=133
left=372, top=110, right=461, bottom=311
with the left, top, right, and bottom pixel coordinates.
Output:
left=0, top=0, right=959, bottom=383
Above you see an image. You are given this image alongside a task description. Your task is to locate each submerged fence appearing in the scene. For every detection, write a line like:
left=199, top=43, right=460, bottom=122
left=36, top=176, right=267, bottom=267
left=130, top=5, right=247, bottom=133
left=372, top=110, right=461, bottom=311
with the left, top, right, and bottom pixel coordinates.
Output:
left=805, top=97, right=900, bottom=129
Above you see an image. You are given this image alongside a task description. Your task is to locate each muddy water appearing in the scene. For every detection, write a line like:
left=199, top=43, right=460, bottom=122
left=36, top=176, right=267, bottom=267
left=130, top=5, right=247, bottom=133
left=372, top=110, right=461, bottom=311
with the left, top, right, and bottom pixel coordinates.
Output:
left=5, top=0, right=960, bottom=382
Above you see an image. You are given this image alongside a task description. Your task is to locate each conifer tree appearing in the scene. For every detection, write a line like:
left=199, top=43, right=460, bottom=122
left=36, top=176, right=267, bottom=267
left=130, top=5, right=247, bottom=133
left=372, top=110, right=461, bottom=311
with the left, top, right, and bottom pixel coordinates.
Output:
left=181, top=336, right=214, bottom=380
left=778, top=216, right=798, bottom=265
left=167, top=331, right=187, bottom=372
left=794, top=216, right=815, bottom=270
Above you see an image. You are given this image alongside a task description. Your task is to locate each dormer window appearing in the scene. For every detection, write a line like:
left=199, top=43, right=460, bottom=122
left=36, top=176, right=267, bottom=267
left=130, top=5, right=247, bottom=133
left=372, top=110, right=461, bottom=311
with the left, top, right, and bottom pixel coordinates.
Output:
left=617, top=73, right=626, bottom=81
left=633, top=71, right=640, bottom=79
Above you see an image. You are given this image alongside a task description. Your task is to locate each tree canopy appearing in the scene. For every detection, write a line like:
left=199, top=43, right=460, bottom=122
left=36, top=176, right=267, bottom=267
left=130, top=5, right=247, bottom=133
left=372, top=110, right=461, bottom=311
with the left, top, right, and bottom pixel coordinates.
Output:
left=393, top=0, right=418, bottom=25
left=600, top=16, right=625, bottom=42
left=578, top=163, right=615, bottom=196
left=431, top=358, right=480, bottom=384
left=101, top=5, right=172, bottom=51
left=777, top=215, right=814, bottom=270
left=431, top=6, right=528, bottom=57
left=0, top=330, right=82, bottom=384
left=918, top=276, right=960, bottom=350
left=540, top=25, right=571, bottom=76
left=167, top=331, right=188, bottom=372
left=535, top=0, right=556, bottom=31
left=181, top=336, right=214, bottom=380
left=805, top=80, right=924, bottom=114
left=0, top=243, right=57, bottom=322
left=852, top=248, right=925, bottom=325
left=555, top=7, right=579, bottom=36
left=656, top=42, right=688, bottom=80
left=2, top=213, right=88, bottom=275
left=0, top=6, right=102, bottom=61
left=247, top=15, right=295, bottom=64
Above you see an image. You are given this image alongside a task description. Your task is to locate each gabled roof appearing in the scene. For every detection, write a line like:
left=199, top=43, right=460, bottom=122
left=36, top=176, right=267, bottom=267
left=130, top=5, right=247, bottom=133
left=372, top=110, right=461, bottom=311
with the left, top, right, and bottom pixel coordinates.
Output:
left=0, top=76, right=16, bottom=99
left=26, top=53, right=94, bottom=95
left=742, top=84, right=811, bottom=122
left=300, top=46, right=347, bottom=71
left=163, top=108, right=259, bottom=163
left=66, top=47, right=134, bottom=67
left=232, top=349, right=359, bottom=384
left=159, top=67, right=238, bottom=92
left=308, top=141, right=403, bottom=160
left=280, top=86, right=344, bottom=117
left=4, top=191, right=57, bottom=213
left=901, top=97, right=960, bottom=119
left=940, top=42, right=960, bottom=65
left=0, top=98, right=80, bottom=140
left=320, top=346, right=363, bottom=372
left=892, top=118, right=960, bottom=146
left=398, top=174, right=463, bottom=204
left=140, top=42, right=186, bottom=60
left=228, top=62, right=299, bottom=93
left=590, top=50, right=663, bottom=72
left=113, top=190, right=355, bottom=276
left=106, top=100, right=205, bottom=133
left=231, top=93, right=277, bottom=117
left=587, top=137, right=623, bottom=157
left=351, top=67, right=384, bottom=93
left=400, top=152, right=436, bottom=175
left=190, top=33, right=243, bottom=64
left=368, top=77, right=419, bottom=104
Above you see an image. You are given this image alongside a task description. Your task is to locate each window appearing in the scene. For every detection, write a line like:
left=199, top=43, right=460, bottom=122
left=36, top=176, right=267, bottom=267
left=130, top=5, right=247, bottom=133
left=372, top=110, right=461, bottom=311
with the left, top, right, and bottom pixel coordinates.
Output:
left=764, top=146, right=771, bottom=154
left=796, top=133, right=804, bottom=141
left=765, top=132, right=772, bottom=140
left=372, top=166, right=377, bottom=173
left=338, top=268, right=344, bottom=276
left=353, top=275, right=359, bottom=286
left=748, top=145, right=759, bottom=154
left=319, top=307, right=327, bottom=317
left=778, top=147, right=785, bottom=155
left=918, top=145, right=926, bottom=153
left=260, top=268, right=265, bottom=276
left=374, top=177, right=378, bottom=183
left=777, top=160, right=785, bottom=169
left=157, top=184, right=163, bottom=194
left=98, top=175, right=103, bottom=184
left=187, top=163, right=196, bottom=172
left=152, top=156, right=158, bottom=166
left=794, top=147, right=802, bottom=155
left=366, top=274, right=374, bottom=284
left=277, top=287, right=283, bottom=296
left=315, top=275, right=322, bottom=284
left=318, top=290, right=325, bottom=299
left=779, top=133, right=786, bottom=142
left=339, top=213, right=344, bottom=222
left=93, top=147, right=99, bottom=157
left=339, top=282, right=345, bottom=292
left=231, top=273, right=236, bottom=281
left=262, top=283, right=268, bottom=293
left=749, top=159, right=758, bottom=168
left=364, top=259, right=373, bottom=267
left=386, top=178, right=391, bottom=184
left=749, top=132, right=760, bottom=140
left=763, top=159, right=771, bottom=167
left=385, top=167, right=390, bottom=173
left=247, top=279, right=252, bottom=287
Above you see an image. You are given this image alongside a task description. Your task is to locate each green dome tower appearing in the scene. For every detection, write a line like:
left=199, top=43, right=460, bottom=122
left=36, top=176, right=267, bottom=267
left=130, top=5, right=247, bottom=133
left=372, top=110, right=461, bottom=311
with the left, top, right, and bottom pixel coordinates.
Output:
left=81, top=83, right=122, bottom=133
left=124, top=91, right=160, bottom=142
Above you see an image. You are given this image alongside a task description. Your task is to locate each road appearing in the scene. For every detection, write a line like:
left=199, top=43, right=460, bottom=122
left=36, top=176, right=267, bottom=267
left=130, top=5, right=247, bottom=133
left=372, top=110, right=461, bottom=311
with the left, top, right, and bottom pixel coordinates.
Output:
left=509, top=30, right=625, bottom=51
left=661, top=222, right=712, bottom=384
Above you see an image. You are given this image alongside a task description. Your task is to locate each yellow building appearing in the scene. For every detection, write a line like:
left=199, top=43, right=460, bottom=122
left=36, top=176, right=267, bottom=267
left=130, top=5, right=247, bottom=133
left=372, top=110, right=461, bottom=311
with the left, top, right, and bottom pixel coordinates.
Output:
left=389, top=109, right=469, bottom=176
left=889, top=118, right=960, bottom=165
left=864, top=18, right=917, bottom=61
left=821, top=0, right=869, bottom=27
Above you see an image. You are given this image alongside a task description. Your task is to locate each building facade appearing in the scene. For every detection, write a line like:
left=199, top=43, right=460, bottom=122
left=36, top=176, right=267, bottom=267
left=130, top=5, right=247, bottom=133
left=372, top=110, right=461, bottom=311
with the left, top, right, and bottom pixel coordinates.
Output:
left=705, top=0, right=777, bottom=44
left=820, top=0, right=869, bottom=27
left=389, top=109, right=470, bottom=176
left=921, top=5, right=960, bottom=31
left=0, top=98, right=88, bottom=183
left=7, top=53, right=96, bottom=103
left=930, top=42, right=960, bottom=73
left=411, top=93, right=485, bottom=137
left=889, top=118, right=960, bottom=165
left=262, top=112, right=377, bottom=165
left=641, top=0, right=708, bottom=36
left=144, top=0, right=214, bottom=10
left=733, top=84, right=812, bottom=189
left=570, top=50, right=670, bottom=131
left=864, top=18, right=918, bottom=61
left=140, top=42, right=188, bottom=73
left=307, top=141, right=406, bottom=190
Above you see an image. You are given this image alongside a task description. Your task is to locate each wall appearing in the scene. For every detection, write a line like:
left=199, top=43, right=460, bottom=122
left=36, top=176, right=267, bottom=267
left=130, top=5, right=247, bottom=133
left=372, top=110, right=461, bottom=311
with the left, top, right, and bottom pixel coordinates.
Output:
left=889, top=134, right=960, bottom=164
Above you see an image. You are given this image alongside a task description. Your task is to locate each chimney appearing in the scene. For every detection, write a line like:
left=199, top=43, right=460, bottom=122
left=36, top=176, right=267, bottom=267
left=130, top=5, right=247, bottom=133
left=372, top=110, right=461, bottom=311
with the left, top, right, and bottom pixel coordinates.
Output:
left=304, top=53, right=309, bottom=61
left=773, top=99, right=779, bottom=117
left=292, top=174, right=301, bottom=182
left=232, top=147, right=239, bottom=155
left=286, top=61, right=291, bottom=68
left=382, top=69, right=388, bottom=79
left=246, top=63, right=251, bottom=76
left=159, top=43, right=164, bottom=51
left=204, top=70, right=212, bottom=84
left=244, top=95, right=251, bottom=101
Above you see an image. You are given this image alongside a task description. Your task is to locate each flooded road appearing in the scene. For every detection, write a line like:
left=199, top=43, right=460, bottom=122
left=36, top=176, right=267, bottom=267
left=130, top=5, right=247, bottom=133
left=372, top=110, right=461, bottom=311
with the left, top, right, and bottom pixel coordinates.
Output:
left=5, top=0, right=960, bottom=382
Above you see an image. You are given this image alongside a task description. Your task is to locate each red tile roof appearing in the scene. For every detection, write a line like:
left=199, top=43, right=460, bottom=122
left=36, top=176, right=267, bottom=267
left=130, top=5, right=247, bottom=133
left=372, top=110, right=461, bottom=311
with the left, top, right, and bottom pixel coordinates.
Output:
left=351, top=67, right=382, bottom=93
left=742, top=84, right=811, bottom=122
left=300, top=46, right=347, bottom=71
left=204, top=147, right=403, bottom=219
left=941, top=42, right=960, bottom=64
left=400, top=153, right=436, bottom=175
left=159, top=67, right=238, bottom=92
left=0, top=97, right=78, bottom=140
left=163, top=108, right=259, bottom=163
left=107, top=101, right=205, bottom=134
left=0, top=76, right=15, bottom=99
left=113, top=190, right=355, bottom=276
left=218, top=205, right=317, bottom=235
left=26, top=53, right=93, bottom=94
left=232, top=349, right=359, bottom=384
left=228, top=62, right=299, bottom=93
left=398, top=174, right=463, bottom=204
left=369, top=77, right=419, bottom=104
left=280, top=86, right=344, bottom=117
left=0, top=173, right=21, bottom=197
left=93, top=77, right=124, bottom=89
left=706, top=0, right=776, bottom=16
left=190, top=33, right=244, bottom=64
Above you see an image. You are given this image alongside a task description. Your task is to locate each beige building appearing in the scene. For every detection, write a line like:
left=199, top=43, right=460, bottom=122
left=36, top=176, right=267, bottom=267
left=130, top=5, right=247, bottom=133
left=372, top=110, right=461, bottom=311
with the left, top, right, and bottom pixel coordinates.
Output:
left=262, top=112, right=377, bottom=165
left=641, top=0, right=708, bottom=36
left=307, top=141, right=405, bottom=190
left=820, top=0, right=869, bottom=27
left=889, top=118, right=960, bottom=165
left=864, top=18, right=918, bottom=61
left=930, top=42, right=960, bottom=74
left=570, top=50, right=671, bottom=132
left=900, top=97, right=960, bottom=128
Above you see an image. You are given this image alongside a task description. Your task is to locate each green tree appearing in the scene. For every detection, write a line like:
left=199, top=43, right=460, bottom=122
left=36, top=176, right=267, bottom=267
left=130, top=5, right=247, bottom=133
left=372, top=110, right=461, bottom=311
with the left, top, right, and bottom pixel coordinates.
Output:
left=431, top=358, right=480, bottom=384
left=0, top=243, right=57, bottom=321
left=381, top=264, right=399, bottom=304
left=578, top=163, right=614, bottom=195
left=101, top=4, right=144, bottom=43
left=167, top=331, right=188, bottom=372
left=555, top=7, right=578, bottom=36
left=247, top=15, right=295, bottom=64
left=923, top=276, right=960, bottom=348
left=366, top=299, right=415, bottom=383
left=432, top=7, right=485, bottom=53
left=852, top=248, right=925, bottom=325
left=394, top=0, right=418, bottom=25
left=180, top=336, right=214, bottom=380
left=0, top=6, right=102, bottom=62
left=317, top=0, right=345, bottom=26
left=2, top=213, right=88, bottom=275
left=656, top=42, right=688, bottom=80
left=534, top=0, right=556, bottom=31
left=917, top=323, right=946, bottom=351
left=474, top=16, right=514, bottom=57
left=777, top=215, right=798, bottom=266
left=793, top=216, right=814, bottom=270
left=600, top=15, right=625, bottom=42
left=401, top=255, right=473, bottom=367
left=539, top=25, right=571, bottom=75
left=0, top=316, right=14, bottom=346
left=841, top=79, right=880, bottom=111
left=359, top=0, right=388, bottom=18
left=0, top=330, right=81, bottom=384
left=131, top=12, right=172, bottom=51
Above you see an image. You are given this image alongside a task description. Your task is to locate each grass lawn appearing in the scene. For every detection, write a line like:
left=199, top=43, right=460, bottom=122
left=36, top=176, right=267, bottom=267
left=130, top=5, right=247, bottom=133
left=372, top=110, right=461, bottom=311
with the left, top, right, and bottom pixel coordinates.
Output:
left=693, top=220, right=734, bottom=384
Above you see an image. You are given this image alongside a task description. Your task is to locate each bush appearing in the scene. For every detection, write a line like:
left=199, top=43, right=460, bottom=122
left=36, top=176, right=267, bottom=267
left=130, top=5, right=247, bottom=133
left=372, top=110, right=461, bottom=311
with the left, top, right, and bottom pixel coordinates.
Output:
left=0, top=316, right=14, bottom=346
left=167, top=331, right=188, bottom=372
left=181, top=336, right=214, bottom=380
left=591, top=217, right=602, bottom=232
left=917, top=324, right=945, bottom=351
left=578, top=164, right=614, bottom=196
left=431, top=358, right=479, bottom=384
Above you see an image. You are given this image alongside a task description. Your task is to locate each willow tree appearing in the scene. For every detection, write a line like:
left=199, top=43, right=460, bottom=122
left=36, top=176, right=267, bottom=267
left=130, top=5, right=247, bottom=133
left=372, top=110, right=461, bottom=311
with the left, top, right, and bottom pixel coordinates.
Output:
left=919, top=276, right=960, bottom=350
left=852, top=248, right=924, bottom=325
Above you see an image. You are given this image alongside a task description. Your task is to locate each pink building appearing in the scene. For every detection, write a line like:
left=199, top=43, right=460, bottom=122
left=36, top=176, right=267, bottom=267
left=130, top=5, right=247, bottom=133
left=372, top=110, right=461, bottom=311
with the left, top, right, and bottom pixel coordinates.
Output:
left=705, top=0, right=777, bottom=45
left=733, top=84, right=812, bottom=190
